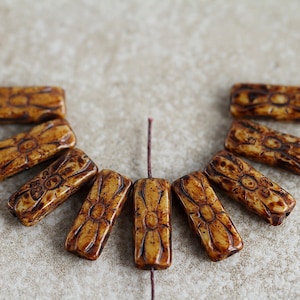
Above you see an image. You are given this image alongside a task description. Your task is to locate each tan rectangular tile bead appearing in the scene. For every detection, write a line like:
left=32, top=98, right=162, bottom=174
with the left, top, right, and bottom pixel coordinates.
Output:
left=225, top=119, right=300, bottom=175
left=0, top=86, right=66, bottom=123
left=134, top=178, right=172, bottom=270
left=230, top=83, right=300, bottom=120
left=65, top=169, right=132, bottom=260
left=172, top=171, right=243, bottom=261
left=204, top=150, right=296, bottom=226
left=0, top=118, right=76, bottom=181
left=7, top=148, right=98, bottom=226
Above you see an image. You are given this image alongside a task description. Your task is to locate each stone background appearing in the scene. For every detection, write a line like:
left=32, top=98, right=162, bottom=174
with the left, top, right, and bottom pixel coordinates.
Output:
left=0, top=1, right=299, bottom=299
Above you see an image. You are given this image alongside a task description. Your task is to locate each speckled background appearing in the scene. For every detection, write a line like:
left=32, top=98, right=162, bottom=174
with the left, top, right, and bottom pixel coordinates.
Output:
left=0, top=1, right=300, bottom=299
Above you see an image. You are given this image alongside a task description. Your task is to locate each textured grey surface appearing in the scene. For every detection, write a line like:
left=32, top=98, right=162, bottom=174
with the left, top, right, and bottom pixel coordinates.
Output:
left=0, top=1, right=300, bottom=299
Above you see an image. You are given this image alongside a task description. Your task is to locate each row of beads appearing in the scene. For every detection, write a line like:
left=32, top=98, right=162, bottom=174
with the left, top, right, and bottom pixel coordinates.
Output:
left=0, top=84, right=298, bottom=268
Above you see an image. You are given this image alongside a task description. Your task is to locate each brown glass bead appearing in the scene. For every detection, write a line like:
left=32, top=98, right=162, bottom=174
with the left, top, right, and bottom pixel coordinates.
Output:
left=133, top=178, right=172, bottom=270
left=0, top=86, right=66, bottom=124
left=0, top=118, right=76, bottom=181
left=205, top=150, right=296, bottom=225
left=65, top=169, right=132, bottom=260
left=172, top=171, right=243, bottom=261
left=8, top=148, right=98, bottom=226
left=0, top=86, right=66, bottom=123
left=225, top=119, right=300, bottom=175
left=230, top=83, right=300, bottom=120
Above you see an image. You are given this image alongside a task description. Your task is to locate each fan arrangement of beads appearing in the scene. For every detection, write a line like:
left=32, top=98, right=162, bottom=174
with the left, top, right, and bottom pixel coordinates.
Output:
left=0, top=84, right=299, bottom=291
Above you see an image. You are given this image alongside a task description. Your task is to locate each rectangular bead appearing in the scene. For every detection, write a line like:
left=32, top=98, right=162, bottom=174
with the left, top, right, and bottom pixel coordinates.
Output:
left=65, top=169, right=132, bottom=260
left=225, top=119, right=300, bottom=175
left=230, top=83, right=300, bottom=120
left=0, top=118, right=76, bottom=181
left=8, top=148, right=98, bottom=226
left=0, top=86, right=66, bottom=123
left=172, top=171, right=243, bottom=261
left=134, top=178, right=172, bottom=270
left=204, top=150, right=296, bottom=225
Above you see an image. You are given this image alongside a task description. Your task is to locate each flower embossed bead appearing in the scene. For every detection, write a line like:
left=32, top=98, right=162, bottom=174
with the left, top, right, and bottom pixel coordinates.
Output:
left=205, top=150, right=296, bottom=225
left=0, top=86, right=66, bottom=123
left=225, top=119, right=300, bottom=175
left=133, top=178, right=172, bottom=270
left=65, top=169, right=132, bottom=260
left=230, top=83, right=300, bottom=120
left=8, top=148, right=98, bottom=226
left=172, top=171, right=243, bottom=261
left=0, top=118, right=76, bottom=181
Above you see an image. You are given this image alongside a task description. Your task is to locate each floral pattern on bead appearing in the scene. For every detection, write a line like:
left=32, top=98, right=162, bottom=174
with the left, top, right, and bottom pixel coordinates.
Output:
left=225, top=119, right=300, bottom=175
left=65, top=169, right=132, bottom=260
left=134, top=178, right=171, bottom=270
left=205, top=150, right=296, bottom=225
left=8, top=148, right=98, bottom=226
left=230, top=83, right=300, bottom=120
left=0, top=86, right=66, bottom=123
left=172, top=171, right=243, bottom=261
left=0, top=118, right=76, bottom=181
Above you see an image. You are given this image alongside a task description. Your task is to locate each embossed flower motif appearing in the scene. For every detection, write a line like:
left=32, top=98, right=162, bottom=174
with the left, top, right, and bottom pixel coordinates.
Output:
left=65, top=170, right=132, bottom=260
left=268, top=93, right=290, bottom=107
left=75, top=173, right=117, bottom=245
left=231, top=84, right=300, bottom=120
left=261, top=134, right=300, bottom=170
left=134, top=178, right=171, bottom=269
left=0, top=119, right=75, bottom=180
left=0, top=135, right=39, bottom=175
left=8, top=92, right=31, bottom=107
left=29, top=169, right=64, bottom=201
left=8, top=86, right=64, bottom=111
left=212, top=152, right=268, bottom=197
left=177, top=172, right=241, bottom=260
left=209, top=151, right=290, bottom=221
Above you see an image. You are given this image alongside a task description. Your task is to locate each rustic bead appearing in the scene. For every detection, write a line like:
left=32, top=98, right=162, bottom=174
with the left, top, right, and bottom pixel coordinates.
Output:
left=0, top=118, right=76, bottom=181
left=172, top=171, right=243, bottom=261
left=205, top=150, right=296, bottom=226
left=7, top=148, right=98, bottom=226
left=0, top=86, right=66, bottom=123
left=225, top=119, right=300, bottom=175
left=230, top=83, right=300, bottom=120
left=65, top=169, right=132, bottom=260
left=134, top=178, right=172, bottom=270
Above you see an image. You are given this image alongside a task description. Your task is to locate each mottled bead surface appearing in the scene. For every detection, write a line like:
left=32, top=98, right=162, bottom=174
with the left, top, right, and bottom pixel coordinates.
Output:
left=8, top=148, right=98, bottom=226
left=225, top=119, right=300, bottom=174
left=205, top=150, right=296, bottom=225
left=133, top=178, right=172, bottom=270
left=0, top=118, right=76, bottom=181
left=0, top=86, right=66, bottom=123
left=172, top=171, right=243, bottom=261
left=230, top=83, right=300, bottom=120
left=65, top=169, right=132, bottom=260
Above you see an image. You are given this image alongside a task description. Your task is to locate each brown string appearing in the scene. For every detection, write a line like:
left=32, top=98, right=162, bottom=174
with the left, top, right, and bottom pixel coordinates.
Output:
left=151, top=267, right=155, bottom=300
left=147, top=118, right=153, bottom=178
left=147, top=118, right=155, bottom=300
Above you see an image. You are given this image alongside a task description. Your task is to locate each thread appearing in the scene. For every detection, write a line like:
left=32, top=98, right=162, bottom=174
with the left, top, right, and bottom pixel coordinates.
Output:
left=147, top=118, right=153, bottom=178
left=151, top=267, right=155, bottom=300
left=147, top=117, right=155, bottom=300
